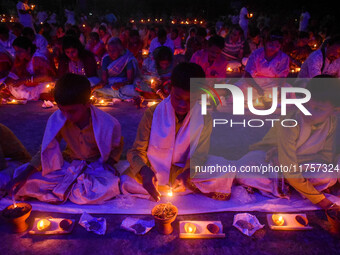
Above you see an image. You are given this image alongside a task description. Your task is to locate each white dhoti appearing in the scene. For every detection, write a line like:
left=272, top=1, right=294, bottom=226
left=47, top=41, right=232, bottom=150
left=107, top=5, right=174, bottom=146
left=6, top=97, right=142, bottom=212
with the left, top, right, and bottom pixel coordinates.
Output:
left=15, top=160, right=120, bottom=204
left=121, top=96, right=234, bottom=201
left=235, top=150, right=338, bottom=198
left=16, top=105, right=123, bottom=204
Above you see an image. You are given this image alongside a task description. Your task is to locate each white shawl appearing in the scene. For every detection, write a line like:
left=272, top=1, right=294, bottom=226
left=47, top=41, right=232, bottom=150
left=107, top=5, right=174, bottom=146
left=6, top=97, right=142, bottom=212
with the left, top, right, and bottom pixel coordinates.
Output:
left=41, top=105, right=121, bottom=176
left=147, top=96, right=204, bottom=185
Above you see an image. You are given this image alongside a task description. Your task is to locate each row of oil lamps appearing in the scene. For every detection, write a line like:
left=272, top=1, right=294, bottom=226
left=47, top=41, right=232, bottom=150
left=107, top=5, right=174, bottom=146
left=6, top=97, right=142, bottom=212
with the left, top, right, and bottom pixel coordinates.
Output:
left=130, top=18, right=205, bottom=25
left=3, top=186, right=286, bottom=234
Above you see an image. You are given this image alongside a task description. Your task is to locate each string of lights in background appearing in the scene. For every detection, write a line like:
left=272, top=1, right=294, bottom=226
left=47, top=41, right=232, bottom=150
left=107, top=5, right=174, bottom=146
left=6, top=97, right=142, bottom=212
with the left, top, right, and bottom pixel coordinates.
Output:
left=130, top=18, right=205, bottom=25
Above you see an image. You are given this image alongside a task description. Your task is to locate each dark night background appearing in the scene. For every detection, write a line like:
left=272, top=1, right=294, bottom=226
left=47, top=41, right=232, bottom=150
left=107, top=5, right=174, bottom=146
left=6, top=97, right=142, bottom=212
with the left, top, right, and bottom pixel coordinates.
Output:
left=0, top=0, right=338, bottom=21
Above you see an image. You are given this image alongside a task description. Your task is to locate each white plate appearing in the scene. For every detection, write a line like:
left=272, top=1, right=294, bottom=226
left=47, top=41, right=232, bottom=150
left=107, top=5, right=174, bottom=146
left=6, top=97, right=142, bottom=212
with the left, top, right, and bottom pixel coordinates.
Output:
left=29, top=218, right=75, bottom=235
left=267, top=214, right=312, bottom=231
left=179, top=220, right=225, bottom=239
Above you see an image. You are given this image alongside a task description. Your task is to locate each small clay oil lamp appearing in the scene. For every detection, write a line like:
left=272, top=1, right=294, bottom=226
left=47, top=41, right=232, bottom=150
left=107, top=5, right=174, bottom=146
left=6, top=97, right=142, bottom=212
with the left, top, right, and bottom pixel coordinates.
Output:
left=2, top=202, right=32, bottom=232
left=151, top=203, right=178, bottom=235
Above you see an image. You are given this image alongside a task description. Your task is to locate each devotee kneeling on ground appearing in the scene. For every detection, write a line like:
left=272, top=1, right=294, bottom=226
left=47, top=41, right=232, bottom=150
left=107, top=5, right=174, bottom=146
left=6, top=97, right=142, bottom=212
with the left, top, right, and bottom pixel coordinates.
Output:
left=190, top=35, right=228, bottom=78
left=235, top=75, right=340, bottom=211
left=121, top=62, right=234, bottom=202
left=2, top=37, right=55, bottom=101
left=11, top=73, right=123, bottom=204
left=94, top=37, right=140, bottom=100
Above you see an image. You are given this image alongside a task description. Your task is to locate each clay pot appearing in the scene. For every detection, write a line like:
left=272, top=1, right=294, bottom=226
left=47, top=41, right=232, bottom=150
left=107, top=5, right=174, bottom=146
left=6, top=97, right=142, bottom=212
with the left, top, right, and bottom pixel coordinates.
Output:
left=151, top=204, right=178, bottom=235
left=2, top=203, right=32, bottom=233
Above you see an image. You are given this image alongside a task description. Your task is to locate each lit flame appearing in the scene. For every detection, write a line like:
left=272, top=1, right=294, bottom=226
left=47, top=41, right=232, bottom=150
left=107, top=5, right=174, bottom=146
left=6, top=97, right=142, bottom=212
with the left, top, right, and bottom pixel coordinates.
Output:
left=226, top=67, right=233, bottom=72
left=12, top=192, right=17, bottom=208
left=90, top=95, right=94, bottom=100
left=150, top=79, right=154, bottom=85
left=167, top=188, right=173, bottom=197
left=12, top=99, right=16, bottom=103
left=184, top=222, right=196, bottom=233
left=46, top=84, right=50, bottom=88
left=272, top=214, right=285, bottom=226
left=295, top=67, right=301, bottom=72
left=148, top=101, right=157, bottom=107
left=100, top=100, right=104, bottom=104
left=37, top=219, right=51, bottom=231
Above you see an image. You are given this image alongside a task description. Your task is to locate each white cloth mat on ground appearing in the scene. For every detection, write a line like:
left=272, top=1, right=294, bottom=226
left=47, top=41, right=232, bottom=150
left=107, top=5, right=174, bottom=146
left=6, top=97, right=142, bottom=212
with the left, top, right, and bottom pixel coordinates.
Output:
left=1, top=188, right=339, bottom=215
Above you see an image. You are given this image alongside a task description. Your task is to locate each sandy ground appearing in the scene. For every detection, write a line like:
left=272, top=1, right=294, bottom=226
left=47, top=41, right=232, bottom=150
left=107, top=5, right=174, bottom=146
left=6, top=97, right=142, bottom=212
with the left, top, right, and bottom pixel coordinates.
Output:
left=1, top=102, right=340, bottom=255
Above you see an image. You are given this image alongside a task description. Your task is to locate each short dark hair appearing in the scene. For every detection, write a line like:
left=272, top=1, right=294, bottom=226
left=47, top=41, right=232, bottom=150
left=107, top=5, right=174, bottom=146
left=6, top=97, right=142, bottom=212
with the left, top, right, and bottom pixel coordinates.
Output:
left=197, top=27, right=207, bottom=38
left=171, top=28, right=179, bottom=36
left=229, top=24, right=243, bottom=34
left=208, top=35, right=225, bottom=49
left=62, top=35, right=84, bottom=52
left=99, top=25, right=107, bottom=33
left=154, top=46, right=173, bottom=64
left=306, top=74, right=340, bottom=107
left=327, top=35, right=340, bottom=47
left=129, top=29, right=139, bottom=38
left=298, top=31, right=309, bottom=39
left=89, top=32, right=100, bottom=41
left=265, top=30, right=283, bottom=44
left=157, top=28, right=167, bottom=39
left=107, top=37, right=123, bottom=47
left=249, top=27, right=260, bottom=38
left=171, top=62, right=205, bottom=91
left=22, top=27, right=35, bottom=38
left=13, top=36, right=35, bottom=53
left=54, top=73, right=91, bottom=105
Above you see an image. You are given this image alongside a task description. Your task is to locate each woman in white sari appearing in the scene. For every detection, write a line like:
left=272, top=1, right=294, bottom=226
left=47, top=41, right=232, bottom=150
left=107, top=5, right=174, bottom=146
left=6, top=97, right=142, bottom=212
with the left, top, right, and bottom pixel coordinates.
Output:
left=1, top=37, right=55, bottom=100
left=94, top=37, right=139, bottom=99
